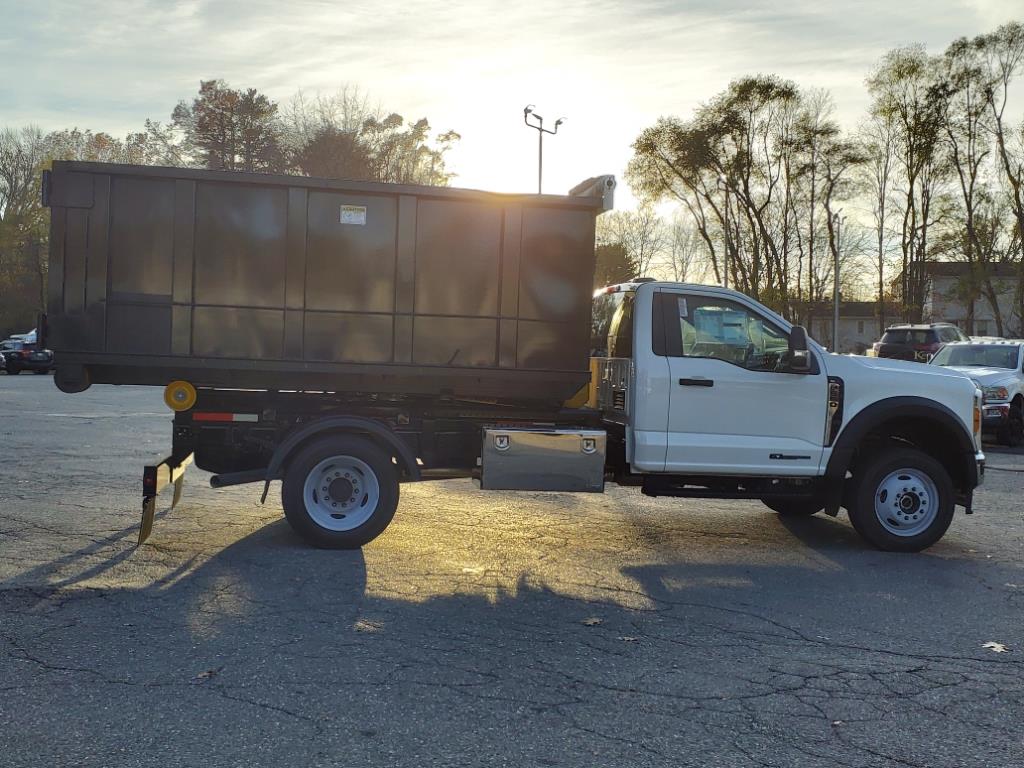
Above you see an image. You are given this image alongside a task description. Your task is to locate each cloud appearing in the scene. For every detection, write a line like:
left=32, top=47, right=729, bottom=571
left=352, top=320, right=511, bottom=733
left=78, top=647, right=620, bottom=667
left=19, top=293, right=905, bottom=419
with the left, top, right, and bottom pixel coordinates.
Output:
left=2, top=0, right=1019, bottom=199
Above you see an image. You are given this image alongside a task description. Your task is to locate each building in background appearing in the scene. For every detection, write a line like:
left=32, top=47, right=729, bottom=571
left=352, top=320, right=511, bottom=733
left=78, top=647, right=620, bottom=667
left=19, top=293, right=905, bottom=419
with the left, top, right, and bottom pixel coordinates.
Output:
left=919, top=263, right=1021, bottom=338
left=808, top=302, right=901, bottom=354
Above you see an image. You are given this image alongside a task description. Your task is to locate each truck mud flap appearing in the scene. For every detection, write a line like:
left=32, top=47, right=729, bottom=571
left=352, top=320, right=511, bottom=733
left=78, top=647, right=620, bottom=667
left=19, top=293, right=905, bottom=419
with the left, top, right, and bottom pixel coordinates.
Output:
left=139, top=452, right=194, bottom=545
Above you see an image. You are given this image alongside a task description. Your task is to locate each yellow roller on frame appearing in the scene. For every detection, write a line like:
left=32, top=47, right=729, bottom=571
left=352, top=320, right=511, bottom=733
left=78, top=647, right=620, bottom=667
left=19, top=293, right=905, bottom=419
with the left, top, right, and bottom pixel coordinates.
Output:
left=164, top=380, right=197, bottom=412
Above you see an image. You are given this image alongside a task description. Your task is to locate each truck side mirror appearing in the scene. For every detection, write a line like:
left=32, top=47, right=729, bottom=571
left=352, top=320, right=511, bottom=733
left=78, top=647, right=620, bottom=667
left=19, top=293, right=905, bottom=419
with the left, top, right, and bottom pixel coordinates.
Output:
left=787, top=325, right=811, bottom=373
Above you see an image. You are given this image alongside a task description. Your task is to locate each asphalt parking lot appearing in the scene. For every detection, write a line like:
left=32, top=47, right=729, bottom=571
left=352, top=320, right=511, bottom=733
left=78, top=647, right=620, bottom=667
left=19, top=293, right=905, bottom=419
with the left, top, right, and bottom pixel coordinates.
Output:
left=1, top=375, right=1022, bottom=767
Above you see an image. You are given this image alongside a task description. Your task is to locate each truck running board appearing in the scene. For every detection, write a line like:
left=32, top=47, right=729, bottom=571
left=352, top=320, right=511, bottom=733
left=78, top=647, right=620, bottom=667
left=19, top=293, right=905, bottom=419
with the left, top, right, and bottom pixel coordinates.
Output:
left=139, top=452, right=194, bottom=545
left=642, top=477, right=819, bottom=500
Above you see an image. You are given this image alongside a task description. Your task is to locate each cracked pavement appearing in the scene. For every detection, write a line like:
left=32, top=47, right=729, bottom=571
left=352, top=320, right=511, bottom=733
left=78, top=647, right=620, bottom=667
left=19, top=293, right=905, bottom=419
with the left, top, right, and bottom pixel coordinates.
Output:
left=1, top=375, right=1022, bottom=767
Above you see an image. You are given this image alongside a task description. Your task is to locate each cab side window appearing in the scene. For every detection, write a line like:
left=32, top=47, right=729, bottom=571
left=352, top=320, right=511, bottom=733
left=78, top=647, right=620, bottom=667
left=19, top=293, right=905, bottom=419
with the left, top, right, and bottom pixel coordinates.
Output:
left=606, top=293, right=635, bottom=358
left=657, top=293, right=792, bottom=372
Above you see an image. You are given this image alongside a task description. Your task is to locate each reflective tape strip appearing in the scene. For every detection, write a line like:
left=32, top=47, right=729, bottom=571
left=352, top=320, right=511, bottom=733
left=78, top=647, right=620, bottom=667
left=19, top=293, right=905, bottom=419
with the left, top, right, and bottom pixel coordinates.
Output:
left=193, top=413, right=259, bottom=423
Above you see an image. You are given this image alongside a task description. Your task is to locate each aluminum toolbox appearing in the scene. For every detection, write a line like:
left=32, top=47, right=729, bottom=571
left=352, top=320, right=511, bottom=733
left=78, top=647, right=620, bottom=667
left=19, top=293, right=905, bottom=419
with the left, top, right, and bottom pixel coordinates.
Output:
left=479, top=428, right=606, bottom=492
left=43, top=162, right=614, bottom=403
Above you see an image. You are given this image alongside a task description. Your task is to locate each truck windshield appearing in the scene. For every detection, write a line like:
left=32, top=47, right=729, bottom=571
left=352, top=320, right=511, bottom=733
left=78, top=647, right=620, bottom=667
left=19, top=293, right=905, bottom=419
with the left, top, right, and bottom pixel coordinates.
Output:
left=592, top=290, right=634, bottom=357
left=931, top=344, right=1020, bottom=369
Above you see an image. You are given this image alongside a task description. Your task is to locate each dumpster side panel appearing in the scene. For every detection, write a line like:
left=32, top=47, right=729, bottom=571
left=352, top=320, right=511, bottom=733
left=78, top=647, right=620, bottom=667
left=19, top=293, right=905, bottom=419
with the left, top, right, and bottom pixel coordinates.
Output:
left=47, top=162, right=604, bottom=403
left=414, top=199, right=501, bottom=317
left=107, top=176, right=175, bottom=355
left=515, top=206, right=596, bottom=371
left=305, top=191, right=397, bottom=314
left=48, top=169, right=110, bottom=354
left=304, top=312, right=394, bottom=363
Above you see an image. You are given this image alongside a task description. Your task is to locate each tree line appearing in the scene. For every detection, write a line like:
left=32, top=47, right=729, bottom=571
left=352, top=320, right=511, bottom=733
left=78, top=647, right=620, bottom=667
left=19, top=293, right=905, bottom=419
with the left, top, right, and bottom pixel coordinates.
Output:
left=617, top=22, right=1024, bottom=336
left=5, top=23, right=1024, bottom=341
left=0, top=81, right=459, bottom=336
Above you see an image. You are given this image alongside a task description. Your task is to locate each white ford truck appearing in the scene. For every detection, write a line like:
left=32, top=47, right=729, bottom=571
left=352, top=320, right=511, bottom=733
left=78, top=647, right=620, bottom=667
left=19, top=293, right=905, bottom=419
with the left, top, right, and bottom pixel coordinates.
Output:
left=585, top=281, right=985, bottom=552
left=929, top=339, right=1024, bottom=447
left=45, top=163, right=984, bottom=553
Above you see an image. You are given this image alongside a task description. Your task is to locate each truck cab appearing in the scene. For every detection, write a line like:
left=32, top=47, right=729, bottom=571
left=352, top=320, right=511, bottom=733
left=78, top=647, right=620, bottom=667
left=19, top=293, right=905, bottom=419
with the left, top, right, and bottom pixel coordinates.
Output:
left=592, top=281, right=985, bottom=552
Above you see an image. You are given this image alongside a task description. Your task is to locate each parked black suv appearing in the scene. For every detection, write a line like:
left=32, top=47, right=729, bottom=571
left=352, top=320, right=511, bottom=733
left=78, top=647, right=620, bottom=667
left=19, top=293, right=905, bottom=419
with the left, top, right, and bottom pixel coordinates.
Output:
left=871, top=323, right=969, bottom=362
left=0, top=339, right=54, bottom=374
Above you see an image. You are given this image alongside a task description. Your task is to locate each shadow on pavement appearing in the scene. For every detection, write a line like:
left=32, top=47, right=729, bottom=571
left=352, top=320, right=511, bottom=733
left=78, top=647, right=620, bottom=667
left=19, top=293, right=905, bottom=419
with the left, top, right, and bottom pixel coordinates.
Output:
left=2, top=506, right=1022, bottom=768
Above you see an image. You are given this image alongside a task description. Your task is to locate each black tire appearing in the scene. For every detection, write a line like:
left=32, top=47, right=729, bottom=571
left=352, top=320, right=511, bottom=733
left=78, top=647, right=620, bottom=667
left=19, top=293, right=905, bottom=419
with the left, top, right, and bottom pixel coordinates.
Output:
left=847, top=447, right=954, bottom=552
left=281, top=435, right=399, bottom=549
left=999, top=403, right=1023, bottom=448
left=761, top=497, right=823, bottom=516
left=54, top=365, right=91, bottom=393
left=7, top=365, right=21, bottom=375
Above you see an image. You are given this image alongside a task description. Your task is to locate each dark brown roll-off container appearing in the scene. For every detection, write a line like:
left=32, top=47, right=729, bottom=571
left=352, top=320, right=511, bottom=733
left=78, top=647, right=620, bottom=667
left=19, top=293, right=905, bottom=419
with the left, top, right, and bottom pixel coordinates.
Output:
left=43, top=162, right=614, bottom=403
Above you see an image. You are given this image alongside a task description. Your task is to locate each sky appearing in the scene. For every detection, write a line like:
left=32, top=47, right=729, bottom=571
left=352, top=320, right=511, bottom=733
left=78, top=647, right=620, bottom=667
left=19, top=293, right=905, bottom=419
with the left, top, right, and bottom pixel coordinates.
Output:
left=1, top=0, right=1021, bottom=208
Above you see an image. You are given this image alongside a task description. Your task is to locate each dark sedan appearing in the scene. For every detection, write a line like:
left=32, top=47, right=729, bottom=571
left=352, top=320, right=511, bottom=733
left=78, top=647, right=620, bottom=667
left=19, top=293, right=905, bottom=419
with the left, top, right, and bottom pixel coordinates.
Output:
left=1, top=339, right=54, bottom=374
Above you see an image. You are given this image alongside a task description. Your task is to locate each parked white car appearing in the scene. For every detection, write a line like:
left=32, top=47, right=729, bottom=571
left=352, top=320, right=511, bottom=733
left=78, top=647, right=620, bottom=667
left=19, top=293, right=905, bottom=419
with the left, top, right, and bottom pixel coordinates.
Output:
left=929, top=340, right=1024, bottom=446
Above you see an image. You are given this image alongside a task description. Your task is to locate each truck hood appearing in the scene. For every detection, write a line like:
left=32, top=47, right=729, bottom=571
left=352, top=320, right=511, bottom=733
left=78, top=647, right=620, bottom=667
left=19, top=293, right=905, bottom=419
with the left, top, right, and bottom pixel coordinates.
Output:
left=940, top=366, right=1017, bottom=386
left=844, top=354, right=972, bottom=381
left=822, top=353, right=979, bottom=448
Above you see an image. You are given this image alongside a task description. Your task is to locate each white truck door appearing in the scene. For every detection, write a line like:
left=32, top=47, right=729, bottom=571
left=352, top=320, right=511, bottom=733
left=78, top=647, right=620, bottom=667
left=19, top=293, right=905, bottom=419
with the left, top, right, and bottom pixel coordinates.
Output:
left=657, top=289, right=828, bottom=476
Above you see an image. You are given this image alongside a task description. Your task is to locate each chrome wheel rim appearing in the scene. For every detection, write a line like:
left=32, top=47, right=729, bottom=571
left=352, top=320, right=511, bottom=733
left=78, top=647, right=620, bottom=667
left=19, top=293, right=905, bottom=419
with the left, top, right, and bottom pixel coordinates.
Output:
left=302, top=455, right=380, bottom=531
left=873, top=468, right=939, bottom=537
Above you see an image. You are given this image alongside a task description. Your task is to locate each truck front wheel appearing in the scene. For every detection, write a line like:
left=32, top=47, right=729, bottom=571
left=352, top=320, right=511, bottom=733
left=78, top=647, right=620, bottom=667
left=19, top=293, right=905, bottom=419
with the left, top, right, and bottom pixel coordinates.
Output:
left=281, top=435, right=399, bottom=549
left=847, top=447, right=955, bottom=552
left=999, top=402, right=1023, bottom=447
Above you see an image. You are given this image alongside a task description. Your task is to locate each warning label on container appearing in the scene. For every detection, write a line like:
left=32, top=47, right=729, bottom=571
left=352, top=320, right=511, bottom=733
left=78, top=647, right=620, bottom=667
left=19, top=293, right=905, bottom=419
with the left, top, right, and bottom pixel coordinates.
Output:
left=340, top=205, right=367, bottom=225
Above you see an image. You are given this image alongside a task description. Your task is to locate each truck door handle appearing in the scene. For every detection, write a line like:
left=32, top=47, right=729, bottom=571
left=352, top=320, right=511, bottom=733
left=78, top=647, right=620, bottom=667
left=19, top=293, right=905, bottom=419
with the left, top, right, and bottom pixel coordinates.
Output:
left=679, top=378, right=714, bottom=387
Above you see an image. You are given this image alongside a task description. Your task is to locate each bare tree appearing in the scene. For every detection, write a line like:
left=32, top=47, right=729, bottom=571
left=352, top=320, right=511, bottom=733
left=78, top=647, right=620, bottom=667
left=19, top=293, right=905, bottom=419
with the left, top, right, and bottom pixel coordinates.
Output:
left=859, top=112, right=898, bottom=333
left=793, top=89, right=838, bottom=323
left=0, top=126, right=49, bottom=327
left=977, top=22, right=1024, bottom=331
left=661, top=210, right=707, bottom=282
left=821, top=139, right=867, bottom=309
left=281, top=86, right=376, bottom=150
left=868, top=45, right=947, bottom=322
left=628, top=75, right=802, bottom=308
left=596, top=206, right=668, bottom=278
left=934, top=36, right=1005, bottom=334
left=0, top=127, right=47, bottom=221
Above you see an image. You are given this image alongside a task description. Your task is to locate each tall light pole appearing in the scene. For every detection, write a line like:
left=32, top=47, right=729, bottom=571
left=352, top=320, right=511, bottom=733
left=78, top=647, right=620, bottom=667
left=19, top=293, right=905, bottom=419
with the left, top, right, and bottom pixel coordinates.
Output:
left=523, top=105, right=564, bottom=194
left=832, top=210, right=845, bottom=352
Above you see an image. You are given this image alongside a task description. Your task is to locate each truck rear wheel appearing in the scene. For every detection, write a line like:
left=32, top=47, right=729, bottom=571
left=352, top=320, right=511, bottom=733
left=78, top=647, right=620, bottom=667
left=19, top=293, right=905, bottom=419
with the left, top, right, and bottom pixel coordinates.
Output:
left=281, top=435, right=399, bottom=549
left=847, top=447, right=954, bottom=552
